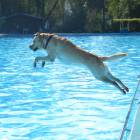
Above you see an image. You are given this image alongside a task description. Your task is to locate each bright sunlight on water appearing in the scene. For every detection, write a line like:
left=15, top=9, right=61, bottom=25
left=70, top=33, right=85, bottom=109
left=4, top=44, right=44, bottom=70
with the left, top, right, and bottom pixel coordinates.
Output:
left=0, top=34, right=140, bottom=140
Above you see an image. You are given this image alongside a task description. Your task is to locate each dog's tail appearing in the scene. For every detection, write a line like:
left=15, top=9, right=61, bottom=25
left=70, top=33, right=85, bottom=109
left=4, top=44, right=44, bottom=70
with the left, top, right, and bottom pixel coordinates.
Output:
left=99, top=52, right=128, bottom=62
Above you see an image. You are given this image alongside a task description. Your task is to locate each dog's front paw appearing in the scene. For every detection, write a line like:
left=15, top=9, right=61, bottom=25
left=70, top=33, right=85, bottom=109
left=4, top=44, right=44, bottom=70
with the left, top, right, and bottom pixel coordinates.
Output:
left=33, top=57, right=39, bottom=67
left=33, top=61, right=37, bottom=67
left=42, top=61, right=46, bottom=67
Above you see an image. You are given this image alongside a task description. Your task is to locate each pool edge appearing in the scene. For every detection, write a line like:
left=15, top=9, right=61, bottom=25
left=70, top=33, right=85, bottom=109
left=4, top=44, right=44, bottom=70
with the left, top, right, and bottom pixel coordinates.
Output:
left=129, top=103, right=140, bottom=140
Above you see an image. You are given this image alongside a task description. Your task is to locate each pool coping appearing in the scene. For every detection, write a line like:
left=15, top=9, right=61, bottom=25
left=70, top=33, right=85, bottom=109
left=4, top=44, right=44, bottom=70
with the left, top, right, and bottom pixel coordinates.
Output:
left=0, top=32, right=140, bottom=37
left=120, top=78, right=140, bottom=140
left=129, top=103, right=140, bottom=140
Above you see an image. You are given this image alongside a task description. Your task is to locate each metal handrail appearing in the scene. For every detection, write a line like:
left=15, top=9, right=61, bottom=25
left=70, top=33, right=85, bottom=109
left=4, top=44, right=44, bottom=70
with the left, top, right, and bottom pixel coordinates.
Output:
left=119, top=76, right=140, bottom=140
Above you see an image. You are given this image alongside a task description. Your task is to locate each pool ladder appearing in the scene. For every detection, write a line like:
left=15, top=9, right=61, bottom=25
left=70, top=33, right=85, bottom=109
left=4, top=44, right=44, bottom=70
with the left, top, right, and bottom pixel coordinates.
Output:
left=119, top=76, right=140, bottom=140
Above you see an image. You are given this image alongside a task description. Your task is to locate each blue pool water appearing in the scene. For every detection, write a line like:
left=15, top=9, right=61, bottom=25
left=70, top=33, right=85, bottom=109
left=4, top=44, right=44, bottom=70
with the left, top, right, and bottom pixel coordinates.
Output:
left=0, top=34, right=140, bottom=140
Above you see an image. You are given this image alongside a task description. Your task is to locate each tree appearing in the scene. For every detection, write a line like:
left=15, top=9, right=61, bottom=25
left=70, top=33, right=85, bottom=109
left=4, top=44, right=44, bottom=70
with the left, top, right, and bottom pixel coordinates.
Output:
left=35, top=0, right=45, bottom=17
left=0, top=0, right=140, bottom=32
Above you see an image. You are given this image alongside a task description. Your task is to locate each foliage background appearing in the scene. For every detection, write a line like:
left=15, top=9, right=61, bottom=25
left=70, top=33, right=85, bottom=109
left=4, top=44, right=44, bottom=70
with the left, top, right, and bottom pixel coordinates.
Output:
left=0, top=0, right=140, bottom=33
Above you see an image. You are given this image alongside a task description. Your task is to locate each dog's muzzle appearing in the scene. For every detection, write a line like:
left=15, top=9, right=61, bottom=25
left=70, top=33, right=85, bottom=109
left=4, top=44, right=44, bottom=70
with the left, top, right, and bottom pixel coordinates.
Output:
left=29, top=45, right=38, bottom=51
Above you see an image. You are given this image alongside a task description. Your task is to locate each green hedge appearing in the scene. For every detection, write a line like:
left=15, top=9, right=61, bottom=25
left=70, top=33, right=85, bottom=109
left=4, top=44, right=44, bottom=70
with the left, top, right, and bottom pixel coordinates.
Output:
left=113, top=18, right=140, bottom=23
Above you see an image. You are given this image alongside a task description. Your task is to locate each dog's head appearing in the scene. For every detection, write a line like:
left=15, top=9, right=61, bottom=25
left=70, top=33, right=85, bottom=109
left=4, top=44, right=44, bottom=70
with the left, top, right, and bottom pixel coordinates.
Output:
left=29, top=32, right=52, bottom=51
left=29, top=32, right=44, bottom=51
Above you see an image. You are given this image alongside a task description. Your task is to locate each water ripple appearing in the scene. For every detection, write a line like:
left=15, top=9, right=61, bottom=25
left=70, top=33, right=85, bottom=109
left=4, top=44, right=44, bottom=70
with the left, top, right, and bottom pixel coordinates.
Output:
left=0, top=35, right=140, bottom=139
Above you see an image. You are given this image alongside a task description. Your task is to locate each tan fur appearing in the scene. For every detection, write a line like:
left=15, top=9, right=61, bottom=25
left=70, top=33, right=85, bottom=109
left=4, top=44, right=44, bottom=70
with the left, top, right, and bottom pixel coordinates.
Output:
left=100, top=52, right=128, bottom=62
left=29, top=32, right=129, bottom=94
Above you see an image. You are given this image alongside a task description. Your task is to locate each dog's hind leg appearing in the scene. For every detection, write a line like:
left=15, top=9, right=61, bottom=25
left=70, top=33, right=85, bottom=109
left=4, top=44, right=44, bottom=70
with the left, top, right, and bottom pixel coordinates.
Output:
left=106, top=72, right=129, bottom=93
left=101, top=77, right=127, bottom=94
left=111, top=76, right=129, bottom=92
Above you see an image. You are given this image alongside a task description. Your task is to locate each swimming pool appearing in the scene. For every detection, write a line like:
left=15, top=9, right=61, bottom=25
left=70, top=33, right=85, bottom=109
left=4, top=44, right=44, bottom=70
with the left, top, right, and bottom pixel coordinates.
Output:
left=0, top=34, right=140, bottom=140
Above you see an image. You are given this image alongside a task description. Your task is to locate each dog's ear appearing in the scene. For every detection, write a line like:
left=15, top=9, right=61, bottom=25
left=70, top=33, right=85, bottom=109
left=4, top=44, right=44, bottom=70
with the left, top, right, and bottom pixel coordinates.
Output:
left=34, top=32, right=43, bottom=40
